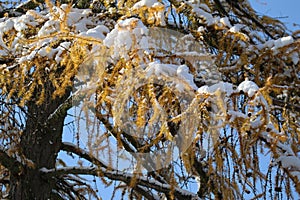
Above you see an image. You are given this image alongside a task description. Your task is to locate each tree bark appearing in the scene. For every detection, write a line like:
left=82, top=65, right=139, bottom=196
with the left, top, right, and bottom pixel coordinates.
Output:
left=9, top=82, right=70, bottom=199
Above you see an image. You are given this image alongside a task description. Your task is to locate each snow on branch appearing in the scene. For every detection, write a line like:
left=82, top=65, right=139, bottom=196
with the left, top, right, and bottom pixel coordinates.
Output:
left=40, top=166, right=199, bottom=200
left=46, top=90, right=86, bottom=124
left=259, top=132, right=300, bottom=186
left=197, top=79, right=300, bottom=192
left=15, top=0, right=44, bottom=14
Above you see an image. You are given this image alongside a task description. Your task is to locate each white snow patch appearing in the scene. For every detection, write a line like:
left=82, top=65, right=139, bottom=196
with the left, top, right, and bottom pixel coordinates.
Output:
left=38, top=20, right=59, bottom=37
left=67, top=10, right=85, bottom=25
left=197, top=82, right=234, bottom=95
left=291, top=171, right=300, bottom=181
left=132, top=0, right=159, bottom=9
left=229, top=24, right=244, bottom=33
left=258, top=36, right=295, bottom=51
left=192, top=7, right=214, bottom=26
left=0, top=49, right=8, bottom=56
left=278, top=155, right=300, bottom=171
left=80, top=25, right=109, bottom=40
left=199, top=3, right=211, bottom=12
left=227, top=110, right=247, bottom=122
left=74, top=18, right=93, bottom=32
left=103, top=18, right=149, bottom=59
left=250, top=116, right=263, bottom=128
left=146, top=62, right=177, bottom=77
left=238, top=79, right=259, bottom=97
left=220, top=17, right=231, bottom=27
left=272, top=36, right=294, bottom=49
left=177, top=65, right=197, bottom=89
left=290, top=52, right=299, bottom=65
left=146, top=62, right=197, bottom=91
left=1, top=19, right=14, bottom=32
left=139, top=36, right=149, bottom=49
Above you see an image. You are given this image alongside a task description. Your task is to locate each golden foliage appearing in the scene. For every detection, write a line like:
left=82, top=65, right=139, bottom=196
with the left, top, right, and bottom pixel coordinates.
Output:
left=0, top=0, right=300, bottom=199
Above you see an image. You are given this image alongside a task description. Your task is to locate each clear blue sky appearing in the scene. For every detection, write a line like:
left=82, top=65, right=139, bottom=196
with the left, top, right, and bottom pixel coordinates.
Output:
left=249, top=0, right=300, bottom=31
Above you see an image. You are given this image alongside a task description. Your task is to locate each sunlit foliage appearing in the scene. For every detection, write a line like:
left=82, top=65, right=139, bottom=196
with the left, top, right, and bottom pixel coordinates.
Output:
left=0, top=0, right=299, bottom=199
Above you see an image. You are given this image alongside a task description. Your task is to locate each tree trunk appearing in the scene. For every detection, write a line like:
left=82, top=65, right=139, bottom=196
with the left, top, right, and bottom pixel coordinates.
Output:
left=9, top=82, right=70, bottom=199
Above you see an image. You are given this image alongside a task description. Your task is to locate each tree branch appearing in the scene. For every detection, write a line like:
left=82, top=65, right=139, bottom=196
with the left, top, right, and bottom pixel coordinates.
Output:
left=46, top=90, right=83, bottom=124
left=40, top=166, right=199, bottom=200
left=258, top=134, right=300, bottom=193
left=0, top=0, right=45, bottom=17
left=15, top=0, right=45, bottom=13
left=95, top=112, right=141, bottom=152
left=60, top=142, right=107, bottom=168
left=0, top=149, right=23, bottom=176
left=133, top=185, right=158, bottom=200
left=272, top=98, right=300, bottom=113
left=225, top=0, right=275, bottom=39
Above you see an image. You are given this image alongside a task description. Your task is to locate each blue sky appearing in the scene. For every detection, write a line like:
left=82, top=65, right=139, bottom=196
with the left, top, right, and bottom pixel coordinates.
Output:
left=250, top=0, right=300, bottom=31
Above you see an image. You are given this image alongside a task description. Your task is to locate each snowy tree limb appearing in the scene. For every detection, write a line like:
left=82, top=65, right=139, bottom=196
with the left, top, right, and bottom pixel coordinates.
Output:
left=224, top=0, right=275, bottom=39
left=133, top=185, right=159, bottom=200
left=15, top=0, right=45, bottom=13
left=0, top=0, right=44, bottom=17
left=259, top=133, right=300, bottom=192
left=40, top=166, right=199, bottom=200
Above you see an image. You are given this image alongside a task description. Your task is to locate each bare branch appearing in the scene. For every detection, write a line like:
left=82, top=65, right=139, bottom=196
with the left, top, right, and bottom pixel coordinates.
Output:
left=95, top=113, right=141, bottom=152
left=60, top=142, right=107, bottom=168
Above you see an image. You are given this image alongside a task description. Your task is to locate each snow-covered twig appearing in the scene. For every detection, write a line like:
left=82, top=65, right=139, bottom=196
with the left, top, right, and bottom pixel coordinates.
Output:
left=259, top=133, right=300, bottom=189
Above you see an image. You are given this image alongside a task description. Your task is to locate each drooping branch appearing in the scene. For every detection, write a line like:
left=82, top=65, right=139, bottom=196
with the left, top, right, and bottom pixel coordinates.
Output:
left=57, top=142, right=199, bottom=199
left=94, top=108, right=175, bottom=177
left=258, top=133, right=300, bottom=193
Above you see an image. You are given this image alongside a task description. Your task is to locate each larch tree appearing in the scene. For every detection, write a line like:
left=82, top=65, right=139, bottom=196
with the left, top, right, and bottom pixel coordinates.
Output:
left=0, top=0, right=299, bottom=199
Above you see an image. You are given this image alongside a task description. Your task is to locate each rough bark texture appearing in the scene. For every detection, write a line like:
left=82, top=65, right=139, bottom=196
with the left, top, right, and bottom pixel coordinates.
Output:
left=9, top=82, right=70, bottom=199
